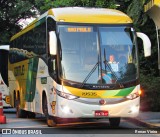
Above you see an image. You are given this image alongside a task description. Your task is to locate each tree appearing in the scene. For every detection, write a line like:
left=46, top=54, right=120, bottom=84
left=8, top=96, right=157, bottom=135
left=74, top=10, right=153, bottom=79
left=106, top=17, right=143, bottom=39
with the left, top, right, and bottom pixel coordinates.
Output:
left=0, top=0, right=37, bottom=44
left=35, top=0, right=117, bottom=14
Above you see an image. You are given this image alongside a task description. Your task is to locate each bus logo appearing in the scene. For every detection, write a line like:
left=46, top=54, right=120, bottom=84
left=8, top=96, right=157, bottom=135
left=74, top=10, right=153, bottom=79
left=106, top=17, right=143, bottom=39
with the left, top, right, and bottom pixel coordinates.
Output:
left=99, top=99, right=106, bottom=105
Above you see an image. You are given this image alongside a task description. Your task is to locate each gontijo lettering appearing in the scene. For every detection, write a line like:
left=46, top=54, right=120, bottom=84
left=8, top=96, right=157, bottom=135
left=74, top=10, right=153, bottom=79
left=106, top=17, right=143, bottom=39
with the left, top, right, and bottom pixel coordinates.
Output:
left=14, top=65, right=25, bottom=76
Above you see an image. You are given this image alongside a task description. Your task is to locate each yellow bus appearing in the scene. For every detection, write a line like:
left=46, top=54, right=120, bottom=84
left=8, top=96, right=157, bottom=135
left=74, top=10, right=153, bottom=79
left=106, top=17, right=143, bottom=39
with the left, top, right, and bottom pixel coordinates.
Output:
left=0, top=45, right=10, bottom=107
left=9, top=7, right=151, bottom=127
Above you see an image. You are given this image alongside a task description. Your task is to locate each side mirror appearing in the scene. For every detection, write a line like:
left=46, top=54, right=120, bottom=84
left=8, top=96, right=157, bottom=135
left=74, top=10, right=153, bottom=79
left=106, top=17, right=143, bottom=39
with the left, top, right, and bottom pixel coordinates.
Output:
left=49, top=31, right=57, bottom=55
left=136, top=32, right=151, bottom=57
left=0, top=45, right=9, bottom=51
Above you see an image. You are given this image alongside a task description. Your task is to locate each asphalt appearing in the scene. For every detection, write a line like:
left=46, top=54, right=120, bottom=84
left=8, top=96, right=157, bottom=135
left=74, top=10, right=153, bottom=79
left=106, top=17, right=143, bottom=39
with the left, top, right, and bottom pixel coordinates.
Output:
left=2, top=108, right=160, bottom=128
left=127, top=111, right=160, bottom=128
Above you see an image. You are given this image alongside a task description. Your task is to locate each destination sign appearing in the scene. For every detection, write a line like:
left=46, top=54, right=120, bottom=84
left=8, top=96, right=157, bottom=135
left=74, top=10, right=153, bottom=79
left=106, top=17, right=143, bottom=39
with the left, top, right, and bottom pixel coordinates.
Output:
left=67, top=27, right=93, bottom=32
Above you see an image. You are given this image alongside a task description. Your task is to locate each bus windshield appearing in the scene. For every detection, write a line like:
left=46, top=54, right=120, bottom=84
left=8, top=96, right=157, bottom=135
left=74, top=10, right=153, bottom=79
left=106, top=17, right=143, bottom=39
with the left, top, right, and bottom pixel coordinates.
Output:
left=58, top=25, right=138, bottom=85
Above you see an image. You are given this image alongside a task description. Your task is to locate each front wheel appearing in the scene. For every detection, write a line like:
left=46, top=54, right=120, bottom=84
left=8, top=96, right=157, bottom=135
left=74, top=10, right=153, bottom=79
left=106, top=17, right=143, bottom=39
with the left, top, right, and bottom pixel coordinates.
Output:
left=109, top=117, right=121, bottom=128
left=43, top=95, right=56, bottom=127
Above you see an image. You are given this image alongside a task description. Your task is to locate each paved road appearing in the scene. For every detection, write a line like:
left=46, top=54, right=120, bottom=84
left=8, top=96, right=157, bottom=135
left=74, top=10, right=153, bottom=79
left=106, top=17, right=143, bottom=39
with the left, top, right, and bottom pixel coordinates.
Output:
left=0, top=108, right=159, bottom=137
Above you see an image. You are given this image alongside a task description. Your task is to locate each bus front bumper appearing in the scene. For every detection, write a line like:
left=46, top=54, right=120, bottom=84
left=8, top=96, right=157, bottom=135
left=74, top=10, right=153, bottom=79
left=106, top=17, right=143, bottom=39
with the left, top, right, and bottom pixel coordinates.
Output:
left=55, top=96, right=140, bottom=118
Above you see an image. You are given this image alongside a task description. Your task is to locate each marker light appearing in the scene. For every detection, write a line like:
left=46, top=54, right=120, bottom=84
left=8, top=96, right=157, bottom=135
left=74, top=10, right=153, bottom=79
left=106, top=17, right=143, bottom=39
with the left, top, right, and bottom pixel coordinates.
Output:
left=138, top=89, right=142, bottom=96
left=126, top=92, right=140, bottom=100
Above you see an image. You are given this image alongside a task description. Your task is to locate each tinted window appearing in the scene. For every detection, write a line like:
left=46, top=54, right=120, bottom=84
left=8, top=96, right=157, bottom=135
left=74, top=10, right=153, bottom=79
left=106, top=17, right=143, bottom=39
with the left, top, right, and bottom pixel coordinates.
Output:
left=9, top=18, right=46, bottom=63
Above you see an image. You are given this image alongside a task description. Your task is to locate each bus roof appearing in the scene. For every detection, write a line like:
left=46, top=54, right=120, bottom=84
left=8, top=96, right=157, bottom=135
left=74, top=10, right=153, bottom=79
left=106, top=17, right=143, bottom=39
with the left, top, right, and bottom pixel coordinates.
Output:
left=11, top=7, right=132, bottom=41
left=50, top=7, right=132, bottom=23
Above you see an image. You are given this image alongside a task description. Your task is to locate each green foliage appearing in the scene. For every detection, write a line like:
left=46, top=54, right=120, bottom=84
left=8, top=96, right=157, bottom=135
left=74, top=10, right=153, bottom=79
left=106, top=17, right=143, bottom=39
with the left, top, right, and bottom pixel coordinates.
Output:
left=140, top=74, right=160, bottom=111
left=139, top=18, right=158, bottom=75
left=35, top=0, right=117, bottom=14
left=0, top=0, right=37, bottom=44
left=95, top=0, right=116, bottom=8
left=127, top=0, right=148, bottom=29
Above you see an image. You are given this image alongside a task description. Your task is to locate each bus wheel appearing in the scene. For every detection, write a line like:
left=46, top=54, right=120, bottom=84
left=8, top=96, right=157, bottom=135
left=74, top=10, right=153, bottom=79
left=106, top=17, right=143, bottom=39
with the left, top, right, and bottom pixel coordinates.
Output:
left=109, top=117, right=121, bottom=128
left=43, top=95, right=56, bottom=127
left=16, top=97, right=27, bottom=118
left=47, top=116, right=56, bottom=127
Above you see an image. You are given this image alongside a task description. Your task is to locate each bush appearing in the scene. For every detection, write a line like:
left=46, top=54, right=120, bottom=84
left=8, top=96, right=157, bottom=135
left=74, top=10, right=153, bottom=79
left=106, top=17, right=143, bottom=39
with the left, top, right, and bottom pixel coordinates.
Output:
left=140, top=73, right=160, bottom=111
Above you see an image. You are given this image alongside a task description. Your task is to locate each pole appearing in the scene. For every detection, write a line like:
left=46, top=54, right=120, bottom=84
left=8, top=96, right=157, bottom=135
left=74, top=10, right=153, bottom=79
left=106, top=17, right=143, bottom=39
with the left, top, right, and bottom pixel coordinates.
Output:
left=0, top=92, right=6, bottom=124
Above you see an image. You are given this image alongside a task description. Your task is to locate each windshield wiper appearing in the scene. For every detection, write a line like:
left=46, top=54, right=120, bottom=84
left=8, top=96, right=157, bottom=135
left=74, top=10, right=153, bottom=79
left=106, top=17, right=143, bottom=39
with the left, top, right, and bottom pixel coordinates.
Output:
left=103, top=49, right=124, bottom=88
left=81, top=61, right=100, bottom=88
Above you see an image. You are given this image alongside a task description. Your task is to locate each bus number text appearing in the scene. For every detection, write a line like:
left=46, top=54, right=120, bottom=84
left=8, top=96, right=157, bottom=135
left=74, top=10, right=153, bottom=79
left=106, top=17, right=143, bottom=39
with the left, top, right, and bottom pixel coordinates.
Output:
left=82, top=92, right=97, bottom=97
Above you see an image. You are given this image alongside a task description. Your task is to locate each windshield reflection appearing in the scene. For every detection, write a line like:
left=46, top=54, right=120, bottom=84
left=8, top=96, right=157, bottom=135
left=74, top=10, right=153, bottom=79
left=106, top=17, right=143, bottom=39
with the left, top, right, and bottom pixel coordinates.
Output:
left=58, top=25, right=138, bottom=85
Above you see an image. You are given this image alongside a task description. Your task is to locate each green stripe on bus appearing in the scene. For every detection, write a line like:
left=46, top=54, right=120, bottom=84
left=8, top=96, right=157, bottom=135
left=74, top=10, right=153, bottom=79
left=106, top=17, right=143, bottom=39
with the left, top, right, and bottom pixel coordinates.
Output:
left=115, top=86, right=135, bottom=96
left=26, top=57, right=39, bottom=102
left=102, top=86, right=135, bottom=97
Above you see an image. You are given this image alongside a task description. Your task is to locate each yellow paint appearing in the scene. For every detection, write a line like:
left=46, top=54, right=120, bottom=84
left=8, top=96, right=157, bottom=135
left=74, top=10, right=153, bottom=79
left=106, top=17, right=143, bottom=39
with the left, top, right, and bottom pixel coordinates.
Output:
left=154, top=0, right=160, bottom=5
left=9, top=60, right=29, bottom=108
left=48, top=9, right=54, bottom=16
left=11, top=21, right=37, bottom=41
left=144, top=0, right=160, bottom=12
left=53, top=8, right=132, bottom=24
left=13, top=60, right=29, bottom=80
left=64, top=86, right=121, bottom=98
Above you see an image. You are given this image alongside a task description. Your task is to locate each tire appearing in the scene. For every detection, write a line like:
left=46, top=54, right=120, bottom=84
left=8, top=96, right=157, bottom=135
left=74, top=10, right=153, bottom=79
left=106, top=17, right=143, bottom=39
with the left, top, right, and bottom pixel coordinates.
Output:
left=16, top=100, right=27, bottom=118
left=15, top=94, right=27, bottom=118
left=109, top=117, right=121, bottom=128
left=13, top=91, right=16, bottom=107
left=43, top=95, right=56, bottom=127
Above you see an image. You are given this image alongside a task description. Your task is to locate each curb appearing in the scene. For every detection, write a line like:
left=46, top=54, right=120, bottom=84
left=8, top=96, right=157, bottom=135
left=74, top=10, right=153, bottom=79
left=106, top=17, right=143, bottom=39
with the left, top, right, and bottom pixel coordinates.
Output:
left=125, top=117, right=159, bottom=128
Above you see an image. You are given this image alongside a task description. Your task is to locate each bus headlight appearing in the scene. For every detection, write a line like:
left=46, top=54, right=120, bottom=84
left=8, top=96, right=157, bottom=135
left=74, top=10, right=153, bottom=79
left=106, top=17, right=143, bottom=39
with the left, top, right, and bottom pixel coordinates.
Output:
left=131, top=106, right=139, bottom=113
left=61, top=105, right=73, bottom=114
left=126, top=92, right=140, bottom=100
left=56, top=90, right=79, bottom=100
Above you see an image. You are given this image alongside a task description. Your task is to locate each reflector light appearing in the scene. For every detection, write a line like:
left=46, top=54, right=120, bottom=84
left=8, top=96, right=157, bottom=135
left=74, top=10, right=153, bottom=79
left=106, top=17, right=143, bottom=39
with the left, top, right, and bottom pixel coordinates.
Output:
left=138, top=89, right=142, bottom=96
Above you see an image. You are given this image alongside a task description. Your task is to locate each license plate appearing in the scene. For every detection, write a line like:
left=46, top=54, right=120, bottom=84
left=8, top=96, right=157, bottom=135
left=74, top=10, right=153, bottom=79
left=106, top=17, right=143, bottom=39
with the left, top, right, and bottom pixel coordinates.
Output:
left=95, top=110, right=108, bottom=116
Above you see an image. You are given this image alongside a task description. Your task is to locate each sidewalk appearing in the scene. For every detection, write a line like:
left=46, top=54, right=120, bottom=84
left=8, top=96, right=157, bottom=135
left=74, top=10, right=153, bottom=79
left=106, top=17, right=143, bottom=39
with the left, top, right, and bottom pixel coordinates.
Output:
left=128, top=111, right=160, bottom=128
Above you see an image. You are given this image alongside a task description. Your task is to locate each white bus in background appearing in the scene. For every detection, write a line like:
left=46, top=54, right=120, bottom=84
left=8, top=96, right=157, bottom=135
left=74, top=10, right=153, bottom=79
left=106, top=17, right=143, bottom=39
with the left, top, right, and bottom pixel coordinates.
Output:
left=0, top=45, right=10, bottom=108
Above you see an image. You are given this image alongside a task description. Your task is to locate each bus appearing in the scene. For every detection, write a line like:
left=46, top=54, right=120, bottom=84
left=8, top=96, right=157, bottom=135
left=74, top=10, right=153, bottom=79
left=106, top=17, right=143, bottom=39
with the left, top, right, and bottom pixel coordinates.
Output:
left=0, top=45, right=10, bottom=108
left=9, top=7, right=151, bottom=127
